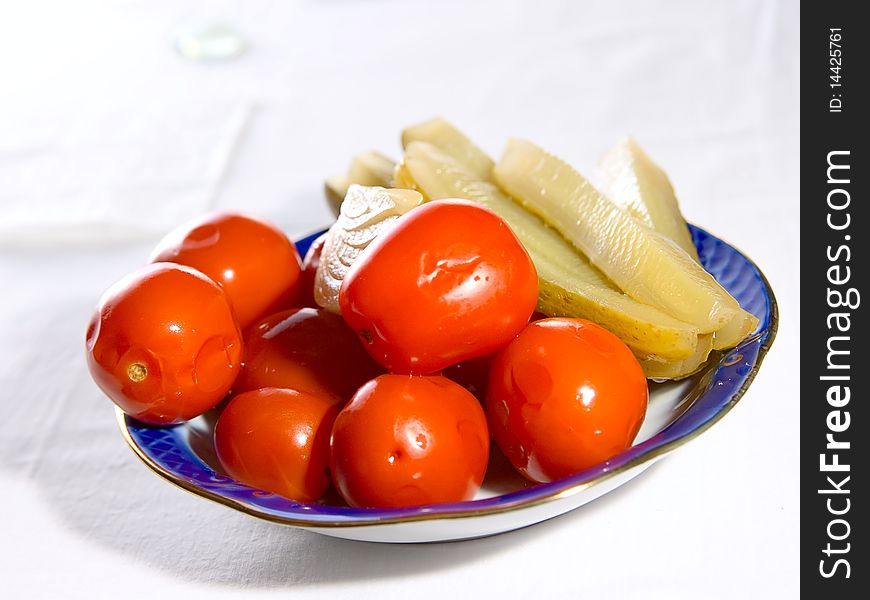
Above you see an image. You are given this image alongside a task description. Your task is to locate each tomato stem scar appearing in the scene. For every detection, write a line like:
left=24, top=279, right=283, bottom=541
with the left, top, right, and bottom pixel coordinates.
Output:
left=359, top=329, right=374, bottom=345
left=127, top=362, right=148, bottom=382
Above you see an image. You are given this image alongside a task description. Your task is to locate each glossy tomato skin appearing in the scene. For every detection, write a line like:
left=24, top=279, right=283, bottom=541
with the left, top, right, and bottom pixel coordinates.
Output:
left=338, top=200, right=538, bottom=375
left=150, top=212, right=303, bottom=329
left=486, top=318, right=648, bottom=483
left=86, top=263, right=243, bottom=425
left=214, top=388, right=338, bottom=503
left=233, top=307, right=383, bottom=405
left=330, top=374, right=489, bottom=508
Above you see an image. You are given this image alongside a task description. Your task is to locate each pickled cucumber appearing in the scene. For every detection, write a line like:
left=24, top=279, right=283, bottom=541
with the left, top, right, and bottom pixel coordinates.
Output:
left=494, top=139, right=740, bottom=333
left=599, top=137, right=758, bottom=348
left=638, top=334, right=714, bottom=381
left=392, top=160, right=423, bottom=197
left=324, top=151, right=397, bottom=215
left=398, top=141, right=701, bottom=360
left=598, top=137, right=699, bottom=261
left=712, top=309, right=759, bottom=350
left=402, top=117, right=493, bottom=181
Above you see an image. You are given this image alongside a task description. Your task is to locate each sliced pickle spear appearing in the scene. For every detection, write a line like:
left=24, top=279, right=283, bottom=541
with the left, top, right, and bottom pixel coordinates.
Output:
left=324, top=174, right=350, bottom=214
left=639, top=334, right=714, bottom=381
left=399, top=141, right=700, bottom=360
left=314, top=185, right=423, bottom=313
left=598, top=137, right=758, bottom=349
left=598, top=137, right=699, bottom=261
left=402, top=117, right=494, bottom=181
left=324, top=151, right=397, bottom=215
left=712, top=309, right=760, bottom=350
left=392, top=160, right=423, bottom=196
left=494, top=139, right=740, bottom=333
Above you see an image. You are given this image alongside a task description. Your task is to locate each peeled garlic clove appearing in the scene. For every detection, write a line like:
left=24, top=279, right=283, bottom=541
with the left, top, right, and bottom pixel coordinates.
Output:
left=314, top=185, right=423, bottom=313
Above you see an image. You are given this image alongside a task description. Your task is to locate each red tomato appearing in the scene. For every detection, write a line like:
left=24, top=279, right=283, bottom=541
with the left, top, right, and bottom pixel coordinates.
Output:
left=150, top=212, right=303, bottom=329
left=233, top=307, right=383, bottom=405
left=330, top=374, right=489, bottom=508
left=214, top=388, right=338, bottom=503
left=486, top=318, right=648, bottom=483
left=86, top=263, right=243, bottom=425
left=298, top=232, right=326, bottom=308
left=339, top=200, right=538, bottom=374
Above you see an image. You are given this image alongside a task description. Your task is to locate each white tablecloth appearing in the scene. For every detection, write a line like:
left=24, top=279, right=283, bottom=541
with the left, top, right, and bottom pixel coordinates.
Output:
left=0, top=1, right=799, bottom=597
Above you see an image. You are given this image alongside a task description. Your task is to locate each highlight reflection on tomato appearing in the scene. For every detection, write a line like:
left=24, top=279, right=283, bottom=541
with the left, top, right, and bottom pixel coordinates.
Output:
left=329, top=374, right=490, bottom=508
left=85, top=263, right=243, bottom=425
left=339, top=200, right=538, bottom=374
left=214, top=387, right=338, bottom=503
left=150, top=212, right=303, bottom=329
left=486, top=318, right=648, bottom=483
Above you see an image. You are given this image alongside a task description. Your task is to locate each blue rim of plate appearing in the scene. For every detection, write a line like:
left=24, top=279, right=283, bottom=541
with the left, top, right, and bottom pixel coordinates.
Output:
left=117, top=224, right=778, bottom=528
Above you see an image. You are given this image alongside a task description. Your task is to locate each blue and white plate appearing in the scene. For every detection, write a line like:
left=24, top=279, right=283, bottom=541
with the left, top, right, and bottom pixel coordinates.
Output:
left=117, top=225, right=777, bottom=543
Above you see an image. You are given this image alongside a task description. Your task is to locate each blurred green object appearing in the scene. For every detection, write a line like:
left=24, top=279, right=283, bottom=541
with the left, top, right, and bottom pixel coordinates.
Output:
left=176, top=23, right=246, bottom=62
